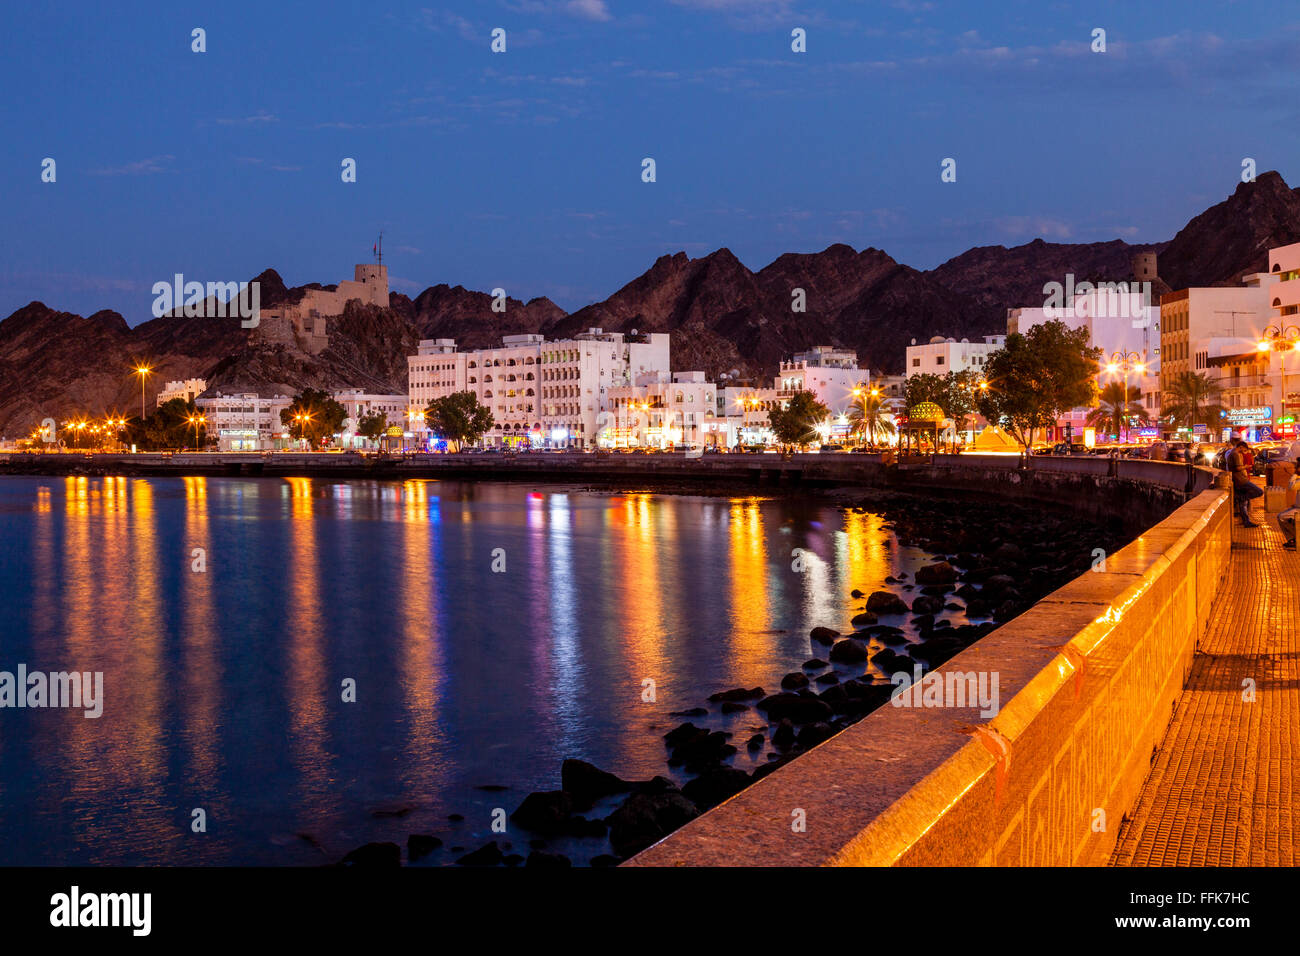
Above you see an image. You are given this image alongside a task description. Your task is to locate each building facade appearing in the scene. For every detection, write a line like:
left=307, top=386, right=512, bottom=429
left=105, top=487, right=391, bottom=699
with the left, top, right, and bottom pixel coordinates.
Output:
left=905, top=336, right=1005, bottom=379
left=156, top=378, right=207, bottom=407
left=406, top=329, right=671, bottom=448
left=775, top=346, right=867, bottom=415
left=195, top=391, right=293, bottom=451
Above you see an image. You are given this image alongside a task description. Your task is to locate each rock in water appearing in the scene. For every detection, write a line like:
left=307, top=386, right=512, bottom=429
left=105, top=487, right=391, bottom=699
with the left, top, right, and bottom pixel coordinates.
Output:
left=606, top=790, right=700, bottom=857
left=828, top=638, right=868, bottom=664
left=865, top=591, right=909, bottom=615
left=510, top=791, right=575, bottom=834
left=809, top=626, right=841, bottom=645
left=914, top=561, right=957, bottom=585
left=681, top=767, right=751, bottom=812
left=561, top=759, right=632, bottom=807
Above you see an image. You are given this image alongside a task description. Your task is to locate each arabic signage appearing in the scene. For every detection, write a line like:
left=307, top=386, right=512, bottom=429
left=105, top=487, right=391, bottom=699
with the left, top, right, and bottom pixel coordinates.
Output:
left=1222, top=405, right=1272, bottom=426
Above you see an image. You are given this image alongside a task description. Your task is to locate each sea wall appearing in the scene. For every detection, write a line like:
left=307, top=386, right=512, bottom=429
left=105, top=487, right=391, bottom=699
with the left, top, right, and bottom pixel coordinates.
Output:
left=626, top=482, right=1232, bottom=866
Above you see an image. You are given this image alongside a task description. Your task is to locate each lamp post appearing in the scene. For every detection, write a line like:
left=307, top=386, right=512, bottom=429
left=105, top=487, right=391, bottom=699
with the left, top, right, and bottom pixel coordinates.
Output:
left=1106, top=351, right=1146, bottom=446
left=186, top=414, right=206, bottom=451
left=132, top=364, right=153, bottom=421
left=1257, top=325, right=1300, bottom=437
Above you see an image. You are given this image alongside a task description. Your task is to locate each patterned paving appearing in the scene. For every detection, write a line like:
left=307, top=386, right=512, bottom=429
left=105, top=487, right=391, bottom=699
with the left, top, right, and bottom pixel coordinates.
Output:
left=1111, top=489, right=1298, bottom=866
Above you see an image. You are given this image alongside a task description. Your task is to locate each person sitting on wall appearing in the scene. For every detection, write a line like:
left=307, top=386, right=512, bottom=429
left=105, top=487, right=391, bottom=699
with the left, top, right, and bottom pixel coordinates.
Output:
left=1226, top=436, right=1263, bottom=528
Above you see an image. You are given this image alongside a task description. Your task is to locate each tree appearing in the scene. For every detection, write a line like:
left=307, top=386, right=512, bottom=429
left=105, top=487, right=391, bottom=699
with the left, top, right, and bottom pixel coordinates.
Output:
left=1162, top=371, right=1225, bottom=436
left=356, top=410, right=388, bottom=448
left=122, top=398, right=205, bottom=450
left=846, top=389, right=896, bottom=447
left=281, top=389, right=347, bottom=449
left=903, top=373, right=947, bottom=410
left=975, top=320, right=1102, bottom=452
left=424, top=391, right=494, bottom=451
left=767, top=390, right=830, bottom=450
left=1086, top=381, right=1150, bottom=441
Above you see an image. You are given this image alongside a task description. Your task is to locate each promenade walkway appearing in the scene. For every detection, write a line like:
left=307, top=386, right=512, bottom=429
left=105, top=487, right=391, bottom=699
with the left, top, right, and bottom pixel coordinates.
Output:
left=1111, top=489, right=1298, bottom=866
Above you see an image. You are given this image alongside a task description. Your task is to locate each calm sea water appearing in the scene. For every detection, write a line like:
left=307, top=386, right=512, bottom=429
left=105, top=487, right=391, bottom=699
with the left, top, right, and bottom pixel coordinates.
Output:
left=0, top=476, right=962, bottom=865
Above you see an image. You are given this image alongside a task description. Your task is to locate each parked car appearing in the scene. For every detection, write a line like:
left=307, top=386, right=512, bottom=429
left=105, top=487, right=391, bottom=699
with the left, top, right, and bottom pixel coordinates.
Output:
left=1050, top=441, right=1090, bottom=456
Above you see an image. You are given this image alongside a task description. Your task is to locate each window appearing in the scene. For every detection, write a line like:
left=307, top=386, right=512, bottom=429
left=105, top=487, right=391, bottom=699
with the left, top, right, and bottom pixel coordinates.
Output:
left=912, top=358, right=920, bottom=367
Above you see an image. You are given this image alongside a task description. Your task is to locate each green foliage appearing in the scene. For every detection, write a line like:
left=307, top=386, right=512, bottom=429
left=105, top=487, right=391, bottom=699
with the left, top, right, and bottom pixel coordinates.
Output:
left=122, top=398, right=205, bottom=450
left=846, top=389, right=896, bottom=446
left=767, top=390, right=830, bottom=449
left=356, top=410, right=388, bottom=446
left=424, top=391, right=495, bottom=449
left=975, top=320, right=1102, bottom=451
left=281, top=388, right=347, bottom=449
left=1086, top=381, right=1150, bottom=440
left=903, top=368, right=982, bottom=425
left=1161, top=371, right=1225, bottom=434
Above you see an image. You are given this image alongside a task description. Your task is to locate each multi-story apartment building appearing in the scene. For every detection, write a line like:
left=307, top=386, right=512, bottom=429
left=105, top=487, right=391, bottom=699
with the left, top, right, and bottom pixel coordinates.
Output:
left=194, top=391, right=293, bottom=451
left=1008, top=288, right=1162, bottom=440
left=905, top=336, right=1005, bottom=379
left=1264, top=242, right=1300, bottom=439
left=607, top=371, right=718, bottom=448
left=406, top=329, right=670, bottom=448
left=775, top=346, right=867, bottom=415
left=331, top=389, right=410, bottom=448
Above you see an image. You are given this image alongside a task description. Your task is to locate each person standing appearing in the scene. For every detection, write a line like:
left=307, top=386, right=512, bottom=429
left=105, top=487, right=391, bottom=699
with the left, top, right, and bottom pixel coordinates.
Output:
left=1227, top=436, right=1263, bottom=527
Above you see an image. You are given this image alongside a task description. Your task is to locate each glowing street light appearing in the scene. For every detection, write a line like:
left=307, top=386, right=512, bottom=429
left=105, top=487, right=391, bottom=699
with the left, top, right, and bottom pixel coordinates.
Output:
left=1257, top=325, right=1300, bottom=432
left=131, top=364, right=153, bottom=421
left=1107, top=350, right=1146, bottom=445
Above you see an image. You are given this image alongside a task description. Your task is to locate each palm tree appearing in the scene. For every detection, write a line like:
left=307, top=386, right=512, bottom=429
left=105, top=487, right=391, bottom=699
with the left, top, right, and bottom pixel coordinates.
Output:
left=846, top=390, right=897, bottom=448
left=1161, top=371, right=1225, bottom=436
left=1086, top=381, right=1149, bottom=441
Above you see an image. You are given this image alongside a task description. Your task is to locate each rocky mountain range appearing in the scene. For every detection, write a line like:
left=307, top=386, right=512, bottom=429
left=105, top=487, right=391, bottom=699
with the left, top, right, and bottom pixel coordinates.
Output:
left=3, top=171, right=1299, bottom=438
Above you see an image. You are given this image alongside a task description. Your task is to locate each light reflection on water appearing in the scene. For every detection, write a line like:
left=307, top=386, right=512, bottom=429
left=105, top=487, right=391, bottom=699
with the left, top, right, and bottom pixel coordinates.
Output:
left=0, top=476, right=952, bottom=865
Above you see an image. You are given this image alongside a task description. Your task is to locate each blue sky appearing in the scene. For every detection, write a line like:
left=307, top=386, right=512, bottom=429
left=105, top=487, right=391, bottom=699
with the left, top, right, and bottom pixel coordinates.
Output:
left=2, top=0, right=1298, bottom=322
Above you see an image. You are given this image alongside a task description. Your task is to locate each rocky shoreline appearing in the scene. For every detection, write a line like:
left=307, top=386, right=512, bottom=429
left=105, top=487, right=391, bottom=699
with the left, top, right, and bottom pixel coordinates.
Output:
left=333, top=491, right=1128, bottom=867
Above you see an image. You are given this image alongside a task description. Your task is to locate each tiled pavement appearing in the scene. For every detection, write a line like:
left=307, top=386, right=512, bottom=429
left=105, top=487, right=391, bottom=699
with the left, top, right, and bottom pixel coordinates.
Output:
left=1111, top=490, right=1298, bottom=866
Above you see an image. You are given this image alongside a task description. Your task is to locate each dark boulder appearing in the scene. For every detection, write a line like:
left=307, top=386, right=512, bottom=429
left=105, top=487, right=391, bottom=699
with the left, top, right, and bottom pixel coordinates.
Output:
left=796, top=722, right=836, bottom=749
left=707, top=686, right=765, bottom=702
left=771, top=718, right=796, bottom=749
left=865, top=591, right=909, bottom=615
left=510, top=791, right=575, bottom=834
left=850, top=610, right=878, bottom=627
left=802, top=658, right=828, bottom=670
left=720, top=701, right=749, bottom=714
left=681, top=766, right=752, bottom=811
left=781, top=671, right=810, bottom=690
left=810, top=626, right=841, bottom=645
left=911, top=595, right=944, bottom=615
left=914, top=561, right=958, bottom=585
left=758, top=693, right=834, bottom=723
left=829, top=638, right=869, bottom=664
left=606, top=790, right=700, bottom=857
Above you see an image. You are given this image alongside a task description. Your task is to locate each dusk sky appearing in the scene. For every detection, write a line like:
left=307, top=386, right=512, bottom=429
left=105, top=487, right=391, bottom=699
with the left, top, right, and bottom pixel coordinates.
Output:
left=3, top=0, right=1298, bottom=322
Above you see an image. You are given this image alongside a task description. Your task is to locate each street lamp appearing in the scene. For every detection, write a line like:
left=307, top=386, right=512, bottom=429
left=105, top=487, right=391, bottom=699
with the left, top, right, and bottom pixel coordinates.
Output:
left=294, top=412, right=314, bottom=450
left=186, top=414, right=206, bottom=450
left=1106, top=351, right=1146, bottom=445
left=131, top=364, right=153, bottom=421
left=1257, top=325, right=1300, bottom=435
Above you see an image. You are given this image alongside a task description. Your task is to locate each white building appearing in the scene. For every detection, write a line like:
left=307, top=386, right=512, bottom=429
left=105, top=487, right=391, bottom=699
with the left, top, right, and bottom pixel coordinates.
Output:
left=1009, top=288, right=1163, bottom=439
left=331, top=389, right=410, bottom=448
left=606, top=371, right=718, bottom=449
left=406, top=328, right=671, bottom=448
left=156, top=378, right=207, bottom=407
left=905, top=335, right=1005, bottom=379
left=195, top=391, right=293, bottom=451
left=718, top=386, right=782, bottom=447
left=775, top=346, right=867, bottom=415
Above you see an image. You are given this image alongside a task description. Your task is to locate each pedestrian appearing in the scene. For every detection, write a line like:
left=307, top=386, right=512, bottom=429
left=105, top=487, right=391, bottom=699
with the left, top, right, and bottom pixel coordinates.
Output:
left=1279, top=497, right=1298, bottom=551
left=1226, top=436, right=1263, bottom=527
